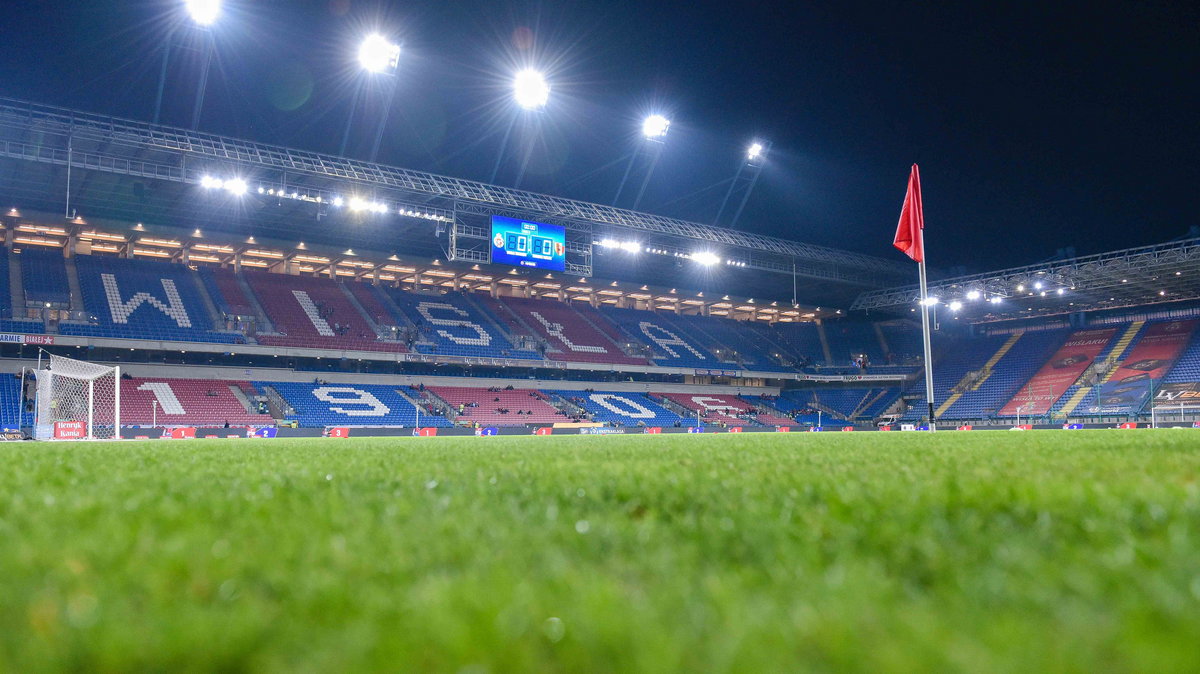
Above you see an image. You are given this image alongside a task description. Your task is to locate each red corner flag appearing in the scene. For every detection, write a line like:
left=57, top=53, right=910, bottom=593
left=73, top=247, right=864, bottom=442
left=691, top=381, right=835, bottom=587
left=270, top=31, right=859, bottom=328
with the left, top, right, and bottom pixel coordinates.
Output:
left=893, top=164, right=924, bottom=263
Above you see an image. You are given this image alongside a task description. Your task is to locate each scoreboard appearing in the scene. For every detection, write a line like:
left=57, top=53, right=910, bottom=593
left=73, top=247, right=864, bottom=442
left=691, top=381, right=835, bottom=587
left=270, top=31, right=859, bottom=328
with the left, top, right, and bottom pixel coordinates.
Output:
left=490, top=216, right=566, bottom=271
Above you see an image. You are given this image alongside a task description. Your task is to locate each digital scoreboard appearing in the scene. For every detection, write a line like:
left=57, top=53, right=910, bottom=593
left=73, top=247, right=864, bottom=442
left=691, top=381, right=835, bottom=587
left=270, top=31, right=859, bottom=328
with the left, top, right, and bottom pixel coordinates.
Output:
left=490, top=215, right=566, bottom=271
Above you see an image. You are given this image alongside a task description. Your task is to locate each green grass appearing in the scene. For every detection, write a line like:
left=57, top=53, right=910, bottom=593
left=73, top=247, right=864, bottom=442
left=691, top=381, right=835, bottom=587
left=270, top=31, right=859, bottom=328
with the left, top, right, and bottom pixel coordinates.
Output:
left=2, top=430, right=1199, bottom=672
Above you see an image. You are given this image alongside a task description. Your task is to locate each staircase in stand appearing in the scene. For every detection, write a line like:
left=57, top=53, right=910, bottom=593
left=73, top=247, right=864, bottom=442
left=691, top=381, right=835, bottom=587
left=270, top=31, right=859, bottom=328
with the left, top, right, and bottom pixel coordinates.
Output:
left=935, top=332, right=1023, bottom=417
left=1057, top=321, right=1144, bottom=418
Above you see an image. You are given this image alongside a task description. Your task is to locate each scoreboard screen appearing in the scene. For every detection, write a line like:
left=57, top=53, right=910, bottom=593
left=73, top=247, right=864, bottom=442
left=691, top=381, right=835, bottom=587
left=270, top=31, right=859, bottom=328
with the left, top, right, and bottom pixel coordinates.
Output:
left=490, top=216, right=566, bottom=271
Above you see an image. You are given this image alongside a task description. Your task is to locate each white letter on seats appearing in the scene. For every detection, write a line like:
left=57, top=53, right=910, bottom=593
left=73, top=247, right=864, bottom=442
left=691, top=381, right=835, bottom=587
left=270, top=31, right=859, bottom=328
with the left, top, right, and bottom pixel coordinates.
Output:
left=530, top=311, right=607, bottom=353
left=639, top=321, right=704, bottom=359
left=591, top=393, right=654, bottom=419
left=313, top=387, right=390, bottom=416
left=292, top=290, right=334, bottom=336
left=417, top=302, right=490, bottom=346
left=136, top=382, right=186, bottom=415
left=103, top=274, right=192, bottom=327
left=691, top=396, right=739, bottom=412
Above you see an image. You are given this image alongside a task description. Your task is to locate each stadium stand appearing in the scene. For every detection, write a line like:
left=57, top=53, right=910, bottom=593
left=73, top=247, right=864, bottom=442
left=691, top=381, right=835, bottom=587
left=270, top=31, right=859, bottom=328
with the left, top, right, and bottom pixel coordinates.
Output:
left=347, top=281, right=398, bottom=328
left=197, top=266, right=256, bottom=318
left=427, top=386, right=561, bottom=426
left=244, top=271, right=406, bottom=353
left=60, top=255, right=243, bottom=343
left=384, top=290, right=540, bottom=359
left=674, top=314, right=796, bottom=371
left=547, top=389, right=684, bottom=426
left=900, top=334, right=1012, bottom=421
left=656, top=392, right=756, bottom=425
left=1164, top=329, right=1200, bottom=383
left=938, top=329, right=1068, bottom=419
left=496, top=296, right=650, bottom=365
left=771, top=321, right=824, bottom=366
left=18, top=247, right=71, bottom=307
left=597, top=307, right=717, bottom=368
left=0, top=375, right=31, bottom=428
left=119, top=378, right=274, bottom=427
left=823, top=319, right=886, bottom=364
left=265, top=382, right=451, bottom=428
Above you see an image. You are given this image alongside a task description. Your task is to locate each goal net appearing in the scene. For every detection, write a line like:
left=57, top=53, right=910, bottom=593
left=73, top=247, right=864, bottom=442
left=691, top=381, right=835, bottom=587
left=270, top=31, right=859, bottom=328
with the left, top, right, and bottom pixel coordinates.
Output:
left=33, top=354, right=120, bottom=440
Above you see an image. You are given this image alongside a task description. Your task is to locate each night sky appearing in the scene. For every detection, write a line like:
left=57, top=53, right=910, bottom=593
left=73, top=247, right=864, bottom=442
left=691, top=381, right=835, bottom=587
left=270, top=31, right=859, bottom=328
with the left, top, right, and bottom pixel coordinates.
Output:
left=0, top=0, right=1195, bottom=273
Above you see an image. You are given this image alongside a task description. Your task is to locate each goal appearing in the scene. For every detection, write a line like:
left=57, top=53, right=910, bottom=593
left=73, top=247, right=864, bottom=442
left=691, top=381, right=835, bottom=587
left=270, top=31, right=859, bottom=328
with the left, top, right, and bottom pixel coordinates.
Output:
left=1149, top=404, right=1200, bottom=429
left=33, top=353, right=121, bottom=440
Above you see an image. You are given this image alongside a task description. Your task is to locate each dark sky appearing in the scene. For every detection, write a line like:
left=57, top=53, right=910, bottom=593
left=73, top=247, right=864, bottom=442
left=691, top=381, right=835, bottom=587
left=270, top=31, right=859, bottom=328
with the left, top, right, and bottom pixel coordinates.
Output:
left=0, top=0, right=1196, bottom=272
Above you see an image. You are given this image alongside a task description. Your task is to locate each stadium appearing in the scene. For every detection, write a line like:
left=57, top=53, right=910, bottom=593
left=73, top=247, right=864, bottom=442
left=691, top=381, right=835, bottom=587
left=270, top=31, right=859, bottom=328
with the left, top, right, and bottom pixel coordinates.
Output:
left=1, top=1, right=1197, bottom=670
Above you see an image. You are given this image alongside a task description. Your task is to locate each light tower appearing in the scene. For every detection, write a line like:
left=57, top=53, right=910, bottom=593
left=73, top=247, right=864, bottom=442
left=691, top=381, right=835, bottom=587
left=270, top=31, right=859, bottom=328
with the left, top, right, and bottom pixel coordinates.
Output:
left=612, top=114, right=670, bottom=210
left=489, top=69, right=550, bottom=187
left=714, top=140, right=771, bottom=229
left=153, top=0, right=222, bottom=129
left=339, top=33, right=402, bottom=160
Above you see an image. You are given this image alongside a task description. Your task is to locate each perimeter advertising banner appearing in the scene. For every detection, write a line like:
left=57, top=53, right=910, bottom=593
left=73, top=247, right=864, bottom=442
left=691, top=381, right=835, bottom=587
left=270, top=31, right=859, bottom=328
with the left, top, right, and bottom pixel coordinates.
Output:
left=1153, top=382, right=1200, bottom=405
left=999, top=328, right=1116, bottom=416
left=1085, top=320, right=1196, bottom=414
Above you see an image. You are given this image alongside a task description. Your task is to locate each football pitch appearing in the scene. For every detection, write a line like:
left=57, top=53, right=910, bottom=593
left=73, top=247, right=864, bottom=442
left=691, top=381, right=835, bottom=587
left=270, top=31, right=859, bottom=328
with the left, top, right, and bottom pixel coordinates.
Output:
left=2, top=431, right=1198, bottom=672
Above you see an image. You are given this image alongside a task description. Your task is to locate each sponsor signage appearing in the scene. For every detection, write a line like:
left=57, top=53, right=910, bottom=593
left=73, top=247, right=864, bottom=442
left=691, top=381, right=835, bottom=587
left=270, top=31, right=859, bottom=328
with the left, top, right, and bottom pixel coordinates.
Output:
left=1154, top=382, right=1200, bottom=404
left=1118, top=422, right=1138, bottom=429
left=54, top=421, right=87, bottom=439
left=533, top=427, right=553, bottom=435
left=776, top=426, right=791, bottom=432
left=248, top=427, right=278, bottom=438
left=1063, top=423, right=1084, bottom=430
left=1088, top=321, right=1196, bottom=414
left=163, top=427, right=196, bottom=439
left=1000, top=328, right=1117, bottom=416
left=414, top=427, right=439, bottom=437
left=580, top=427, right=626, bottom=435
left=0, top=333, right=54, bottom=345
left=327, top=427, right=351, bottom=438
left=956, top=425, right=973, bottom=431
left=841, top=426, right=854, bottom=432
left=643, top=427, right=662, bottom=434
left=687, top=426, right=705, bottom=433
left=727, top=426, right=743, bottom=433
left=475, top=427, right=499, bottom=436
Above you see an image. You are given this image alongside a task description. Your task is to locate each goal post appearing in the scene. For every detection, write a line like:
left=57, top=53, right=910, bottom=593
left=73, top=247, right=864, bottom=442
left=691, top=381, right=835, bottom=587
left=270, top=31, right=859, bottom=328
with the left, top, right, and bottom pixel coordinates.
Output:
left=33, top=353, right=120, bottom=440
left=1149, top=404, right=1200, bottom=429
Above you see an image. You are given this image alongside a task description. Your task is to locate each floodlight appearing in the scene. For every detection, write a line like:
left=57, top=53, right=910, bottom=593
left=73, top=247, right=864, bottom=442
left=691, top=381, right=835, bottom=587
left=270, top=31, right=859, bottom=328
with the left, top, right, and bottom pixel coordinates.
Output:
left=691, top=251, right=720, bottom=266
left=348, top=197, right=367, bottom=212
left=186, top=0, right=220, bottom=26
left=949, top=300, right=964, bottom=311
left=224, top=178, right=247, bottom=196
left=747, top=142, right=764, bottom=161
left=620, top=241, right=641, bottom=253
left=1057, top=288, right=1065, bottom=295
left=358, top=34, right=400, bottom=74
left=966, top=290, right=981, bottom=300
left=642, top=114, right=670, bottom=139
left=332, top=197, right=344, bottom=207
left=513, top=69, right=550, bottom=109
left=1016, top=284, right=1025, bottom=292
left=921, top=296, right=939, bottom=307
left=200, top=175, right=222, bottom=189
left=1034, top=281, right=1043, bottom=290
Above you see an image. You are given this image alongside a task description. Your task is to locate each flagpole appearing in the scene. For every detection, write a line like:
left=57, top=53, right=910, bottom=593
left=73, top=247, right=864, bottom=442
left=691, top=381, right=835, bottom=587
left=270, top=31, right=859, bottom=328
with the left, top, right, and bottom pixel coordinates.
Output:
left=917, top=227, right=936, bottom=430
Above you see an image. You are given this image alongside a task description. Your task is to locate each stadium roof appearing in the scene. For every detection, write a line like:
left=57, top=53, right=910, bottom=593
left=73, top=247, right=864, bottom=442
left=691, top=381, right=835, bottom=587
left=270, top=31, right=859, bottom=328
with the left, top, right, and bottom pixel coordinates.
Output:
left=851, top=237, right=1200, bottom=322
left=0, top=98, right=913, bottom=307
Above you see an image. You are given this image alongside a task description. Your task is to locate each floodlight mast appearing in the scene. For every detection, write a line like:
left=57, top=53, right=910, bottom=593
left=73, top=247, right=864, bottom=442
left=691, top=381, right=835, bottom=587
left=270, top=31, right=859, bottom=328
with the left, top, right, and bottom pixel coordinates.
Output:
left=613, top=114, right=671, bottom=210
left=153, top=0, right=222, bottom=129
left=491, top=69, right=550, bottom=188
left=714, top=139, right=771, bottom=229
left=340, top=34, right=402, bottom=161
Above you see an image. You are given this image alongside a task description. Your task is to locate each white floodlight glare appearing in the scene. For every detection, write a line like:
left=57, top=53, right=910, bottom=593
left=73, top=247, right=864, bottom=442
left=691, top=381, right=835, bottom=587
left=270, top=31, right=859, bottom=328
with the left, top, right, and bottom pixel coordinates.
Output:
left=691, top=251, right=720, bottom=266
left=358, top=34, right=400, bottom=73
left=186, top=0, right=221, bottom=26
left=642, top=114, right=670, bottom=139
left=348, top=197, right=367, bottom=212
left=990, top=296, right=1003, bottom=304
left=920, top=296, right=940, bottom=307
left=199, top=175, right=222, bottom=189
left=1016, top=284, right=1025, bottom=292
left=620, top=241, right=641, bottom=253
left=966, top=290, right=982, bottom=300
left=1057, top=287, right=1065, bottom=295
left=1034, top=281, right=1043, bottom=290
left=747, top=142, right=765, bottom=161
left=372, top=202, right=388, bottom=214
left=224, top=178, right=247, bottom=196
left=949, top=300, right=964, bottom=311
left=513, top=69, right=550, bottom=109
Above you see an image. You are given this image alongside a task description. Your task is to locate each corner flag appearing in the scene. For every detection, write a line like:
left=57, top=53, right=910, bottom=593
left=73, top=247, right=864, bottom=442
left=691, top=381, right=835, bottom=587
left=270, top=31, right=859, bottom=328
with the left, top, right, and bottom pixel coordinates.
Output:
left=893, top=164, right=924, bottom=263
